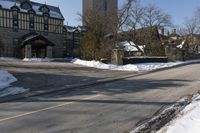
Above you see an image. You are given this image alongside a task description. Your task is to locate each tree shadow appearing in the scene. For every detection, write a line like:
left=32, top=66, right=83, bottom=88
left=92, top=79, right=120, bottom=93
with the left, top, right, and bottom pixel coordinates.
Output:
left=6, top=70, right=191, bottom=107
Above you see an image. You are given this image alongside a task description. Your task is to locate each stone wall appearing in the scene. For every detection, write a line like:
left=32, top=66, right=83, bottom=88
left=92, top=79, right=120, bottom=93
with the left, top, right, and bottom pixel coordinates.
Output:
left=0, top=27, right=64, bottom=58
left=111, top=49, right=124, bottom=65
left=165, top=45, right=200, bottom=61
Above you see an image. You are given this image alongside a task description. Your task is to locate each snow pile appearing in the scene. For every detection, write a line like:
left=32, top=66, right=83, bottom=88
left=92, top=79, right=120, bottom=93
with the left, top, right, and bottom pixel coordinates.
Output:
left=0, top=71, right=17, bottom=90
left=0, top=87, right=28, bottom=98
left=23, top=58, right=72, bottom=62
left=71, top=58, right=183, bottom=72
left=157, top=95, right=200, bottom=133
left=0, top=57, right=18, bottom=61
left=23, top=58, right=54, bottom=62
left=0, top=70, right=28, bottom=98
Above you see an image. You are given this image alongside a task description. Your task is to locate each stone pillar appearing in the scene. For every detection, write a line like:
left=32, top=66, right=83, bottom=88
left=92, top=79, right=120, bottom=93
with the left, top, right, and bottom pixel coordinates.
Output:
left=25, top=45, right=32, bottom=58
left=111, top=49, right=124, bottom=65
left=40, top=48, right=46, bottom=58
left=46, top=46, right=53, bottom=58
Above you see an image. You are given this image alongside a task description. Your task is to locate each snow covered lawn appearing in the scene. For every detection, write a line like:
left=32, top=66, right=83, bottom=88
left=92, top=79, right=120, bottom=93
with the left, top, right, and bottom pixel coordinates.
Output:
left=71, top=58, right=200, bottom=72
left=0, top=70, right=28, bottom=98
left=157, top=95, right=200, bottom=133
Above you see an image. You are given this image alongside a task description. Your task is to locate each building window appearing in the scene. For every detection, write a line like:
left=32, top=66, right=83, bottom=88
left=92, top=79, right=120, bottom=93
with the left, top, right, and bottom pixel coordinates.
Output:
left=12, top=6, right=19, bottom=32
left=29, top=10, right=35, bottom=31
left=43, top=13, right=49, bottom=34
left=104, top=0, right=107, bottom=12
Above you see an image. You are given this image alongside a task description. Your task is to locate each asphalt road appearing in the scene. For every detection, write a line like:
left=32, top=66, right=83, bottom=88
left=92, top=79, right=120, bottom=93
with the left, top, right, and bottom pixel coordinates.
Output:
left=0, top=61, right=200, bottom=133
left=0, top=60, right=132, bottom=93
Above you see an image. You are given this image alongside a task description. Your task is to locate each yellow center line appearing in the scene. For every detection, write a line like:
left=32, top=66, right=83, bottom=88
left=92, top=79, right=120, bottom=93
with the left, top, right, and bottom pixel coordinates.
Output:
left=0, top=94, right=101, bottom=123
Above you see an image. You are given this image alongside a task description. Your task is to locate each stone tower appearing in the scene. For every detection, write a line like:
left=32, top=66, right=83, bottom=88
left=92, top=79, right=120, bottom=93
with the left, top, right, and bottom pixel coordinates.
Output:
left=82, top=0, right=118, bottom=25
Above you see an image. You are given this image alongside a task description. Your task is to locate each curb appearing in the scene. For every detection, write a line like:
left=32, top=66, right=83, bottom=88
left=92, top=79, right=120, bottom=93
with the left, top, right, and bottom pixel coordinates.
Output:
left=129, top=92, right=200, bottom=133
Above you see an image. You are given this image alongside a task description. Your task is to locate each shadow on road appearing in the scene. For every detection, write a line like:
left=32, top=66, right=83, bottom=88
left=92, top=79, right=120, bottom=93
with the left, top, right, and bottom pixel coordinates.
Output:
left=9, top=70, right=190, bottom=105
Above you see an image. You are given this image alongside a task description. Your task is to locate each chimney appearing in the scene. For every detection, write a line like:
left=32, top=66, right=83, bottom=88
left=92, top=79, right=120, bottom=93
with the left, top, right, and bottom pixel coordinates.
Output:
left=173, top=28, right=176, bottom=34
left=161, top=28, right=165, bottom=35
left=167, top=31, right=170, bottom=36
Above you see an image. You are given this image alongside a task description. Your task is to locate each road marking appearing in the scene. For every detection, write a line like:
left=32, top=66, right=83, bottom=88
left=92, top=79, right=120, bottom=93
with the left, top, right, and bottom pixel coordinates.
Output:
left=0, top=94, right=101, bottom=123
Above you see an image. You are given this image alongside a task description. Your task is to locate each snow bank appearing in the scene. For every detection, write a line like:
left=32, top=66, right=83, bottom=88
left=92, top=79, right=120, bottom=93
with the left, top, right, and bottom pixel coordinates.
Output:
left=22, top=58, right=72, bottom=62
left=0, top=71, right=17, bottom=90
left=23, top=58, right=54, bottom=62
left=157, top=95, right=200, bottom=133
left=0, top=70, right=28, bottom=98
left=0, top=87, right=28, bottom=98
left=0, top=57, right=18, bottom=61
left=71, top=58, right=184, bottom=72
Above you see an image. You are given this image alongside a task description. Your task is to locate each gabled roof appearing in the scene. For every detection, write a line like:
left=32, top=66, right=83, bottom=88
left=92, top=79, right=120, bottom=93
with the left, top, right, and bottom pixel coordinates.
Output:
left=159, top=34, right=169, bottom=41
left=63, top=25, right=77, bottom=33
left=21, top=32, right=55, bottom=47
left=169, top=32, right=180, bottom=38
left=0, top=0, right=64, bottom=20
left=118, top=26, right=161, bottom=42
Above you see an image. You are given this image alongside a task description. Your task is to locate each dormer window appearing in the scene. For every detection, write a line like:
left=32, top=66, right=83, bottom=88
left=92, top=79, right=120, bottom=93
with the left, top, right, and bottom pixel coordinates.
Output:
left=20, top=2, right=32, bottom=10
left=39, top=5, right=50, bottom=13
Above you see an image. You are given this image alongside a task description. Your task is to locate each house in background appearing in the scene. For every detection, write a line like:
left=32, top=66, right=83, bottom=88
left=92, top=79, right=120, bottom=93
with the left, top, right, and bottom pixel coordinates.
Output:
left=118, top=41, right=145, bottom=57
left=183, top=34, right=200, bottom=53
left=63, top=25, right=87, bottom=57
left=0, top=0, right=64, bottom=58
left=117, top=26, right=165, bottom=57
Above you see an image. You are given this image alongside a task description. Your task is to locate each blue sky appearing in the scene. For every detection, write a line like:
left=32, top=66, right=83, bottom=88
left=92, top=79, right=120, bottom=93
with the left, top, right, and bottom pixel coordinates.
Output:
left=32, top=0, right=200, bottom=26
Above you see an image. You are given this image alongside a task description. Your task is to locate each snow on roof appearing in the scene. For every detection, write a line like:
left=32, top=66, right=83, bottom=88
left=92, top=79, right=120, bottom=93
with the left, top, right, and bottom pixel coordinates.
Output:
left=63, top=26, right=77, bottom=33
left=77, top=26, right=87, bottom=32
left=0, top=0, right=64, bottom=20
left=63, top=25, right=88, bottom=33
left=119, top=41, right=145, bottom=52
left=177, top=40, right=186, bottom=49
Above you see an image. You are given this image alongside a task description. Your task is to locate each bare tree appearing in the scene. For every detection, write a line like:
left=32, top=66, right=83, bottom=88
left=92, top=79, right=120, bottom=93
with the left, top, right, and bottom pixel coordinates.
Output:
left=80, top=0, right=169, bottom=59
left=118, top=1, right=167, bottom=56
left=178, top=17, right=200, bottom=36
left=80, top=9, right=118, bottom=60
left=141, top=4, right=172, bottom=29
left=119, top=0, right=143, bottom=31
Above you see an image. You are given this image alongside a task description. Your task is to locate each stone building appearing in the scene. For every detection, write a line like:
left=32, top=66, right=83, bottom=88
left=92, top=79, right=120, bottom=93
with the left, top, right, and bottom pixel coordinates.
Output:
left=0, top=0, right=64, bottom=58
left=82, top=0, right=118, bottom=26
left=63, top=25, right=87, bottom=57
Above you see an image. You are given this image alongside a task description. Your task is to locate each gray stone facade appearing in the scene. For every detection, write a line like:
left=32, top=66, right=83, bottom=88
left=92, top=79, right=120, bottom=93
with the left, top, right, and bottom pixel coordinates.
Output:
left=82, top=0, right=118, bottom=25
left=0, top=27, right=64, bottom=58
left=0, top=0, right=65, bottom=58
